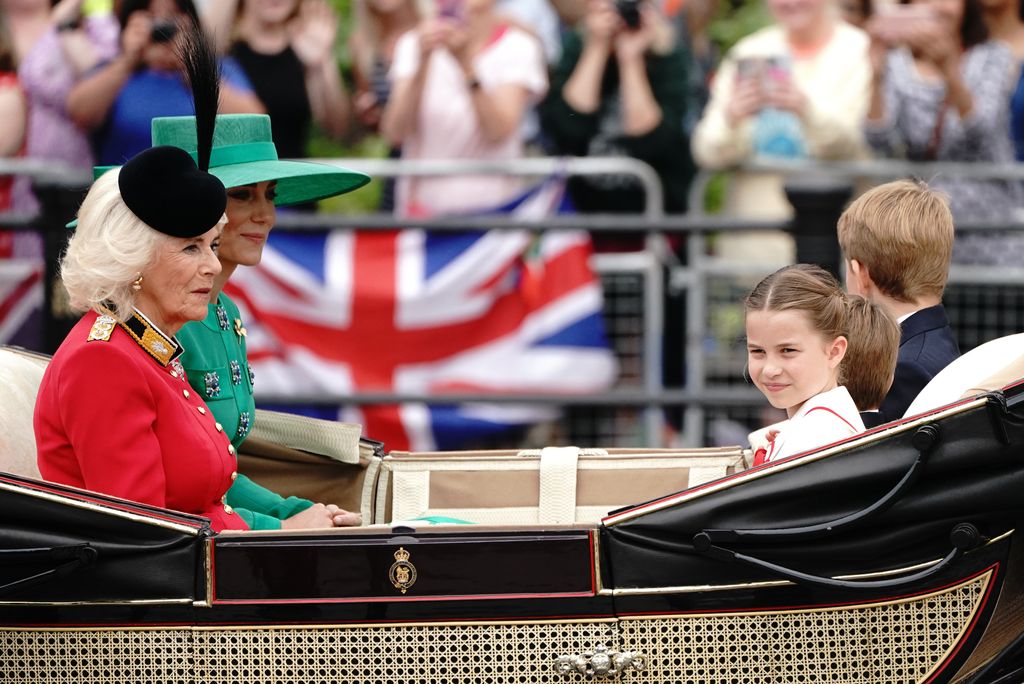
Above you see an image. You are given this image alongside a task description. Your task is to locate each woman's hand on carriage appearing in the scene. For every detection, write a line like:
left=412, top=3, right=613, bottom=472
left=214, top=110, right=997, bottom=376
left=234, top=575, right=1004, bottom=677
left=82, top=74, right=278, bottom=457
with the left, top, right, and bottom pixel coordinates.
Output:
left=281, top=503, right=352, bottom=530
left=326, top=504, right=362, bottom=527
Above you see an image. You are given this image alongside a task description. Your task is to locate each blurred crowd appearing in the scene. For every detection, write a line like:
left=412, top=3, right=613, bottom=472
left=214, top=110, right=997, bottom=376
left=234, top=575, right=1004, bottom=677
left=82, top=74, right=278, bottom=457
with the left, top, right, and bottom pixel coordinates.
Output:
left=1, top=0, right=1024, bottom=264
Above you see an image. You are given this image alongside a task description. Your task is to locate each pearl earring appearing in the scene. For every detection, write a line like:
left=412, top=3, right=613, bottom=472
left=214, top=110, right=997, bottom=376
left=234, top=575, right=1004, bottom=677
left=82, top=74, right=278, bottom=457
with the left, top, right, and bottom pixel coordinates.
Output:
left=131, top=274, right=143, bottom=292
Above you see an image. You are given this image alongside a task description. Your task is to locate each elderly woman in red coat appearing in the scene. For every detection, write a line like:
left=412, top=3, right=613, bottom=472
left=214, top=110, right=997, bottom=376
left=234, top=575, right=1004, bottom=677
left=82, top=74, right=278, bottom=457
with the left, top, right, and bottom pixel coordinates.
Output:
left=32, top=25, right=250, bottom=532
left=32, top=145, right=248, bottom=533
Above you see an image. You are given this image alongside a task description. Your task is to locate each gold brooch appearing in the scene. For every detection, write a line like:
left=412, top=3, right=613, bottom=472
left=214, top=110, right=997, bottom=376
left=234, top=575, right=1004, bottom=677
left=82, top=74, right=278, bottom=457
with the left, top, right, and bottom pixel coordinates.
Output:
left=388, top=547, right=417, bottom=594
left=233, top=318, right=247, bottom=338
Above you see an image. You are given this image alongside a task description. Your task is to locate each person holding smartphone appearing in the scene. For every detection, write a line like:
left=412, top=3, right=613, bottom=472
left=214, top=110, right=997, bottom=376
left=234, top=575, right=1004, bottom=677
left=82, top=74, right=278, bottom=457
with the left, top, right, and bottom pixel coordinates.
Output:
left=380, top=0, right=547, bottom=217
left=4, top=0, right=119, bottom=213
left=541, top=0, right=692, bottom=221
left=865, top=0, right=1021, bottom=258
left=690, top=0, right=870, bottom=261
left=67, top=0, right=265, bottom=166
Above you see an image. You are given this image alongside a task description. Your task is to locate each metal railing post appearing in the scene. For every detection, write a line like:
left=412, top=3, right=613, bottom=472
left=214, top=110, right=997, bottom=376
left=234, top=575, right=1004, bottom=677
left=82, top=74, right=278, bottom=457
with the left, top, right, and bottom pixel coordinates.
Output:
left=682, top=230, right=706, bottom=447
left=784, top=178, right=853, bottom=279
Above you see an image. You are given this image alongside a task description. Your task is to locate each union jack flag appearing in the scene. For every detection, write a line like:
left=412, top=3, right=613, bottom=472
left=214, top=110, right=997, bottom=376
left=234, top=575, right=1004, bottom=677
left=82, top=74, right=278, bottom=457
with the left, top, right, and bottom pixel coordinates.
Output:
left=0, top=232, right=44, bottom=349
left=226, top=179, right=618, bottom=451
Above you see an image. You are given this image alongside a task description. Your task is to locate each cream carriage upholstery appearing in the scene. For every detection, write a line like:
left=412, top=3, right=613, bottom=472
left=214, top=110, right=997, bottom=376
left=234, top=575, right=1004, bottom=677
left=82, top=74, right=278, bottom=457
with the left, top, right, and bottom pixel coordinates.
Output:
left=363, top=446, right=749, bottom=525
left=0, top=346, right=48, bottom=480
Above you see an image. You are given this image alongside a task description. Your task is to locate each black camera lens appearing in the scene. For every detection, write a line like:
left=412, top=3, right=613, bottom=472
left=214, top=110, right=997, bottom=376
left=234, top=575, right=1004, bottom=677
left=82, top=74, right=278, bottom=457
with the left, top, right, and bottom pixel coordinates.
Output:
left=616, top=0, right=641, bottom=29
left=151, top=20, right=178, bottom=43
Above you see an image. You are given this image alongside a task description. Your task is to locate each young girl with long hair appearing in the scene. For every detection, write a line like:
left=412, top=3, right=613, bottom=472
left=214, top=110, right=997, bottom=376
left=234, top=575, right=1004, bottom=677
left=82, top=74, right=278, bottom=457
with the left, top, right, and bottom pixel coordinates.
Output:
left=745, top=264, right=865, bottom=465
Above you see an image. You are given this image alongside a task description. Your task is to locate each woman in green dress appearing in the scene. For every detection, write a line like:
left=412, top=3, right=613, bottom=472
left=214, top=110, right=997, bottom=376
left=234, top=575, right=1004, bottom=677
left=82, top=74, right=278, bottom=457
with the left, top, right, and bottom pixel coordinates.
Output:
left=155, top=113, right=370, bottom=530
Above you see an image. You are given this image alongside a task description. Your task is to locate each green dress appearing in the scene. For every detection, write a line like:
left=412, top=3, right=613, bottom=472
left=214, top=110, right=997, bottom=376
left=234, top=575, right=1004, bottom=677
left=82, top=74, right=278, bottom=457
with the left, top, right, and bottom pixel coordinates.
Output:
left=177, top=293, right=313, bottom=530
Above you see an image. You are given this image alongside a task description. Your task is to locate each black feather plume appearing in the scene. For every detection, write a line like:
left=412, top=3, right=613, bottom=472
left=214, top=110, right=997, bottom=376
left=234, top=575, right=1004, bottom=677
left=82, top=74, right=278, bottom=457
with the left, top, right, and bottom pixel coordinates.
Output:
left=178, top=23, right=221, bottom=172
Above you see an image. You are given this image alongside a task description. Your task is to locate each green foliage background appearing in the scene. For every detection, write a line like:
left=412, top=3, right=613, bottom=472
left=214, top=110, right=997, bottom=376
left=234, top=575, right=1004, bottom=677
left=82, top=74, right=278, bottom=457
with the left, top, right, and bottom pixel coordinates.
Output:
left=708, top=0, right=771, bottom=55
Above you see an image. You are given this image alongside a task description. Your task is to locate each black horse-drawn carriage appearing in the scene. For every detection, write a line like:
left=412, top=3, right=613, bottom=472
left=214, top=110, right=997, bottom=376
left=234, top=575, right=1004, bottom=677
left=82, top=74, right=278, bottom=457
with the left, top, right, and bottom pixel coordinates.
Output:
left=2, top=344, right=1024, bottom=683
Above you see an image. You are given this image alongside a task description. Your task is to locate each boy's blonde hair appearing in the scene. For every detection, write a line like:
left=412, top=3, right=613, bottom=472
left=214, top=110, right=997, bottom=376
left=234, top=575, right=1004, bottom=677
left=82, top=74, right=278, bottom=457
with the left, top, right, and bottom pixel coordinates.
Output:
left=843, top=295, right=900, bottom=411
left=837, top=179, right=954, bottom=303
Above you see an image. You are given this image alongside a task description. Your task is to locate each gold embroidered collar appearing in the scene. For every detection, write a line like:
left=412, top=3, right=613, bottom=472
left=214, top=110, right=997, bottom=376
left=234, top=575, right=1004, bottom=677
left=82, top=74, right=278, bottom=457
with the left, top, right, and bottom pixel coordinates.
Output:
left=118, top=308, right=182, bottom=367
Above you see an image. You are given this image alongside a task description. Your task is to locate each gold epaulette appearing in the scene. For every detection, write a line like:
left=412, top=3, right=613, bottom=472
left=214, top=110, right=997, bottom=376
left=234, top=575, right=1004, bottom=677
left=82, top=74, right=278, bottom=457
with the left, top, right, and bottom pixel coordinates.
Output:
left=87, top=315, right=116, bottom=342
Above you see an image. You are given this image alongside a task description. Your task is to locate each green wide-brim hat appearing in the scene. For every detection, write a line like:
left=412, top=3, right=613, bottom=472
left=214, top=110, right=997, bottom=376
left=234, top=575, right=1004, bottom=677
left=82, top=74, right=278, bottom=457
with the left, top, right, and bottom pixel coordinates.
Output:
left=149, top=114, right=370, bottom=205
left=69, top=115, right=370, bottom=228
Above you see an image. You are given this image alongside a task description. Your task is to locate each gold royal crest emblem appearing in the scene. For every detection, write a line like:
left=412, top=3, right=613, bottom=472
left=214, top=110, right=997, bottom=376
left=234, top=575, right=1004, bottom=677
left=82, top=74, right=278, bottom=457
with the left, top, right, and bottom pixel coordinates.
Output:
left=388, top=547, right=417, bottom=594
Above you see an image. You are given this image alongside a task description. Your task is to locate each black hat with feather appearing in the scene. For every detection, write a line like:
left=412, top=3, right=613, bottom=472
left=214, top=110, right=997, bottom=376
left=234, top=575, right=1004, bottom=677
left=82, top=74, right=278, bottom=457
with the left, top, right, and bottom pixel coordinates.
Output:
left=116, top=22, right=226, bottom=238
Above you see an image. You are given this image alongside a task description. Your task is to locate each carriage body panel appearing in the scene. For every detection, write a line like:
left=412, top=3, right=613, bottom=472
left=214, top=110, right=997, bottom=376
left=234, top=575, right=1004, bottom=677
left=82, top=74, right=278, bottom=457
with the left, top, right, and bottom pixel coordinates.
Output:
left=3, top=351, right=1024, bottom=682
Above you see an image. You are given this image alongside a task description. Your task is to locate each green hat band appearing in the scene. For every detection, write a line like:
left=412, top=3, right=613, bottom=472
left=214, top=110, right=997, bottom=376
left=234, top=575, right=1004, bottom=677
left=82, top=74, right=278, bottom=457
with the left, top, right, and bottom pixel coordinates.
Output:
left=187, top=142, right=279, bottom=168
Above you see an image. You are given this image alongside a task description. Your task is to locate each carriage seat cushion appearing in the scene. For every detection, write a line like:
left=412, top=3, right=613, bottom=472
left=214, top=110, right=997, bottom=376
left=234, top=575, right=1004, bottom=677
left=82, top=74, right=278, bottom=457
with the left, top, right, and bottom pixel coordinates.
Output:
left=366, top=446, right=748, bottom=525
left=904, top=333, right=1024, bottom=419
left=0, top=347, right=49, bottom=479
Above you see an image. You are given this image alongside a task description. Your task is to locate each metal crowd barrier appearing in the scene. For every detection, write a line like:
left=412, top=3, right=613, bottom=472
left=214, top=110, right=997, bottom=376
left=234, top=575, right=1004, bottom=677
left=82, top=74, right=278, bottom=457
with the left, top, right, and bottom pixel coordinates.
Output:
left=3, top=156, right=1024, bottom=447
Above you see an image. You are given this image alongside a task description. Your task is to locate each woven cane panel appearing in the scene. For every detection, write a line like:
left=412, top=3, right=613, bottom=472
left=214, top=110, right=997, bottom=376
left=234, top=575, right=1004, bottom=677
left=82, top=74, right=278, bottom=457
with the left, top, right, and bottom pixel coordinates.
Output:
left=2, top=622, right=614, bottom=683
left=620, top=572, right=990, bottom=684
left=1, top=629, right=193, bottom=683
left=194, top=621, right=615, bottom=684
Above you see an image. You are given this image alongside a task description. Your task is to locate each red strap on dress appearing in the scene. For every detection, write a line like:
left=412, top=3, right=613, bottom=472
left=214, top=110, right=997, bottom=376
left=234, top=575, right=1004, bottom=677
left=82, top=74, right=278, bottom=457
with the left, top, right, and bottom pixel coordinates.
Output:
left=752, top=429, right=780, bottom=466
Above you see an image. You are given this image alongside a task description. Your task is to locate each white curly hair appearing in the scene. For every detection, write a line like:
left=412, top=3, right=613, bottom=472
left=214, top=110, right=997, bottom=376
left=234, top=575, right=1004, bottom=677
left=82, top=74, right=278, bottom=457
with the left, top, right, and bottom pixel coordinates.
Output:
left=59, top=169, right=166, bottom=322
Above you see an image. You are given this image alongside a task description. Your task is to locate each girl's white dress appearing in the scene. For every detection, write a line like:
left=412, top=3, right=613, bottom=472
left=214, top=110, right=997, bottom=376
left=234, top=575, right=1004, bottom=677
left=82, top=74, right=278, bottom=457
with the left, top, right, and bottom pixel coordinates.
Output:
left=750, top=386, right=865, bottom=465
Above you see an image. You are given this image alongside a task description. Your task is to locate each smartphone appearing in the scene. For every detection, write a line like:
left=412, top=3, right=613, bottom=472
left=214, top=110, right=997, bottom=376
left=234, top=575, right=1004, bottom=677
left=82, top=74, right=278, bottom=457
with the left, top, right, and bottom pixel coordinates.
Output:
left=762, top=56, right=791, bottom=86
left=616, top=0, right=642, bottom=30
left=735, top=56, right=766, bottom=83
left=436, top=0, right=464, bottom=22
left=735, top=56, right=790, bottom=94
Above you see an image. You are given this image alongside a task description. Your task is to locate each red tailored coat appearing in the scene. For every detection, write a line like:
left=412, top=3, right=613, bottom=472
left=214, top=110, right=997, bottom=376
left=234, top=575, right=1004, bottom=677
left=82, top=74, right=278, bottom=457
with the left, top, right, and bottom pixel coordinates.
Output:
left=34, top=309, right=248, bottom=532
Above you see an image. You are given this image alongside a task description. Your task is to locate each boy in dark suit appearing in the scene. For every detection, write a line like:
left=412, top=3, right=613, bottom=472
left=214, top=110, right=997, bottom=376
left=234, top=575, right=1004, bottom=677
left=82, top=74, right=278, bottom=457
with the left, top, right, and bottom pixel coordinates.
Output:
left=837, top=179, right=960, bottom=422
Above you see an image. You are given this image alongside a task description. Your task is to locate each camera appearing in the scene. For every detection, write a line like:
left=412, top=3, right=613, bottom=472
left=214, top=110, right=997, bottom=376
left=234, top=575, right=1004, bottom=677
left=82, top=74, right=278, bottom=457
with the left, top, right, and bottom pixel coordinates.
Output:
left=616, top=0, right=641, bottom=29
left=150, top=19, right=178, bottom=43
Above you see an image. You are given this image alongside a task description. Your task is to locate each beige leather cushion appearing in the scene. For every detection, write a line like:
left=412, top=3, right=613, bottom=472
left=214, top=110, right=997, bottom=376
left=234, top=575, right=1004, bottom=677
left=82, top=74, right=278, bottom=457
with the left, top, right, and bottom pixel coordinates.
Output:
left=248, top=409, right=361, bottom=464
left=371, top=446, right=747, bottom=525
left=0, top=347, right=49, bottom=479
left=238, top=409, right=369, bottom=513
left=238, top=437, right=376, bottom=515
